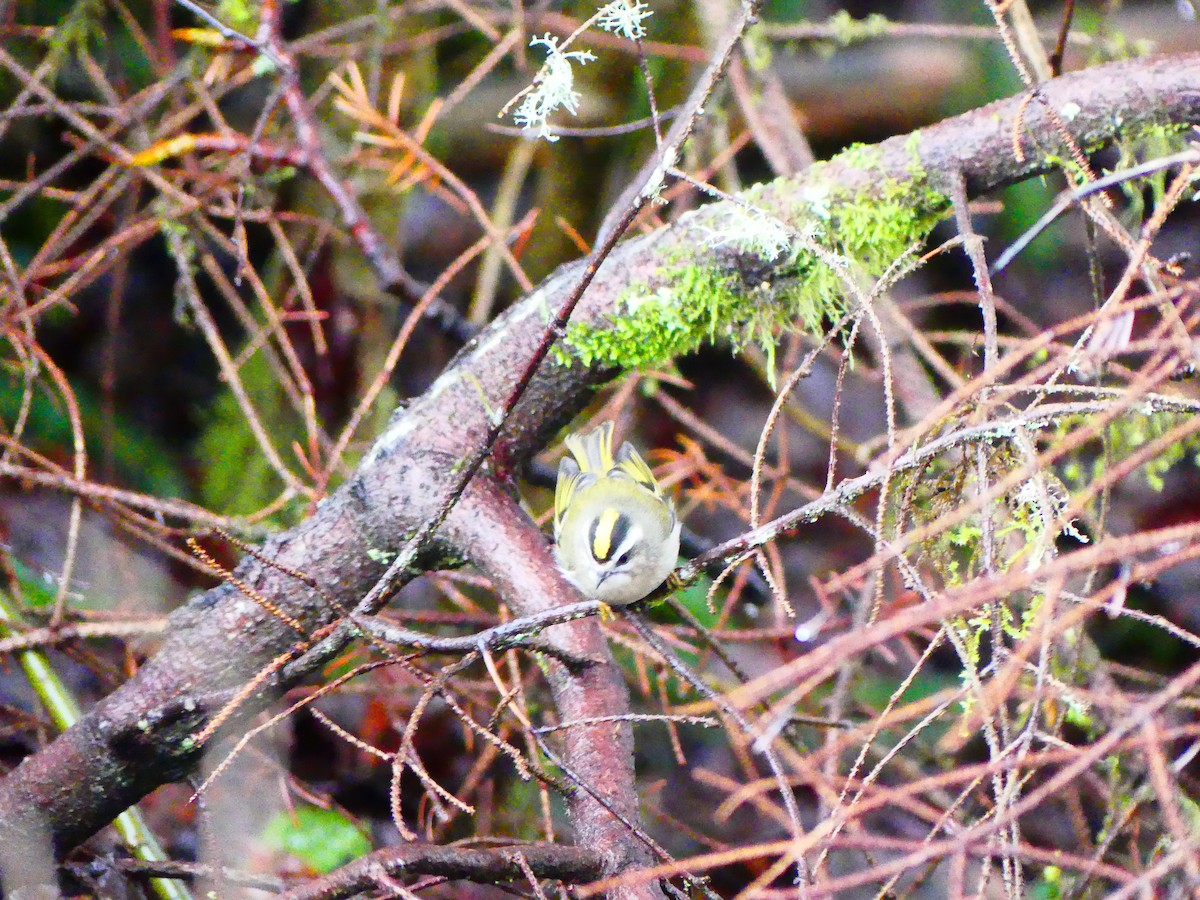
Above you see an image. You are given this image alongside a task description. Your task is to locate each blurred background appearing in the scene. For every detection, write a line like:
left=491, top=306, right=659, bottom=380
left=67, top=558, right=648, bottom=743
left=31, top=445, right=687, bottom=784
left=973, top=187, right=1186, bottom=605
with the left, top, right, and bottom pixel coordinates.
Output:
left=2, top=0, right=1200, bottom=894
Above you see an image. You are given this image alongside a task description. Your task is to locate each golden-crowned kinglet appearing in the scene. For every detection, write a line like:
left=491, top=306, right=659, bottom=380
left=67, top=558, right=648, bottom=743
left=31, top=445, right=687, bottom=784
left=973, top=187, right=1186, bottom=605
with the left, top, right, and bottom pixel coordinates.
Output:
left=553, top=422, right=681, bottom=606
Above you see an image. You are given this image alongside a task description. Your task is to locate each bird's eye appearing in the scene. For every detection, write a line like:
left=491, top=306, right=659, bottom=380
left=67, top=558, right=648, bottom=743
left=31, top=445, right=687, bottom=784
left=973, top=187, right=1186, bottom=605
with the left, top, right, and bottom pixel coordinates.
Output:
left=615, top=550, right=632, bottom=567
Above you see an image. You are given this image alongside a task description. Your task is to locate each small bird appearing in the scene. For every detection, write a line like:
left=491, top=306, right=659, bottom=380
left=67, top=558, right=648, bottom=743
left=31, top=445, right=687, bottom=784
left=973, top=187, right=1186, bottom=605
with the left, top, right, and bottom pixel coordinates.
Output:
left=553, top=422, right=681, bottom=607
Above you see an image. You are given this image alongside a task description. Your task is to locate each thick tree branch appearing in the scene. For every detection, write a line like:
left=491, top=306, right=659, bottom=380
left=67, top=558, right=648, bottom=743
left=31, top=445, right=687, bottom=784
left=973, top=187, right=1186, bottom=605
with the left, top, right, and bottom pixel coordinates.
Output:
left=445, top=482, right=665, bottom=889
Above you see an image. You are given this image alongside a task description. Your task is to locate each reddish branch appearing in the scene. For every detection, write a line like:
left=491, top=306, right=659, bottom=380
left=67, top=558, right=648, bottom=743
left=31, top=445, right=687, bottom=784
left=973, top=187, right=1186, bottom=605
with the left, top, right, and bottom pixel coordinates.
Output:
left=277, top=842, right=605, bottom=900
left=0, top=51, right=1199, bottom=894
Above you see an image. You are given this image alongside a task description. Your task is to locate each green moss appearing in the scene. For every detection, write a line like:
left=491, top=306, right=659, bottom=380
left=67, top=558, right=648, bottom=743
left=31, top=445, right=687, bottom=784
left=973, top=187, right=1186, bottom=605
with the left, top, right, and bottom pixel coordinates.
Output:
left=825, top=11, right=891, bottom=45
left=556, top=266, right=747, bottom=369
left=1056, top=410, right=1200, bottom=494
left=1109, top=412, right=1200, bottom=492
left=804, top=153, right=946, bottom=274
left=832, top=141, right=884, bottom=172
left=1108, top=123, right=1197, bottom=219
left=741, top=22, right=773, bottom=72
left=558, top=144, right=949, bottom=372
left=216, top=0, right=260, bottom=32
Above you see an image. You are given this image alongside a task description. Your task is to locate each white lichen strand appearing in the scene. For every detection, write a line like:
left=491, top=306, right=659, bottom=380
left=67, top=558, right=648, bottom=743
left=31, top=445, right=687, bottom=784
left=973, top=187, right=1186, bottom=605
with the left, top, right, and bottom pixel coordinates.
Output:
left=641, top=146, right=677, bottom=202
left=702, top=206, right=799, bottom=261
left=595, top=0, right=653, bottom=40
left=800, top=182, right=833, bottom=219
left=511, top=34, right=596, bottom=141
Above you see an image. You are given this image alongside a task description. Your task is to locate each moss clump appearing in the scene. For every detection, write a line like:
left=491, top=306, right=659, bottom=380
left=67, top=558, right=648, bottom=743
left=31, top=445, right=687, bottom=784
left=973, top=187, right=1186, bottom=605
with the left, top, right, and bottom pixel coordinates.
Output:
left=1060, top=411, right=1200, bottom=494
left=781, top=145, right=949, bottom=321
left=557, top=266, right=750, bottom=369
left=824, top=11, right=892, bottom=46
left=558, top=140, right=950, bottom=371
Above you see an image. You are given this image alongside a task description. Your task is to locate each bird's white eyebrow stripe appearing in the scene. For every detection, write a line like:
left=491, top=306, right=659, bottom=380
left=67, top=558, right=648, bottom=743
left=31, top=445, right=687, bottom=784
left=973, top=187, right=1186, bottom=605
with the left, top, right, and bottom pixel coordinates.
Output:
left=611, top=521, right=641, bottom=562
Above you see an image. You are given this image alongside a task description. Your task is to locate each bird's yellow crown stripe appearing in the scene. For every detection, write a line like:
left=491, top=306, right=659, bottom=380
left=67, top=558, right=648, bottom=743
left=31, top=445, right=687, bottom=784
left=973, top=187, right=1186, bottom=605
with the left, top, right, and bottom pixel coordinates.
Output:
left=592, top=507, right=620, bottom=561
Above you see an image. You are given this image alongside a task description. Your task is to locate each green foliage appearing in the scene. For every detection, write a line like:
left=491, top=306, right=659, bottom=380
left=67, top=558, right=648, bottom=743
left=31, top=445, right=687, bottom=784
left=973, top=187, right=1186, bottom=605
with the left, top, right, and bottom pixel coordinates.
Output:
left=670, top=570, right=722, bottom=628
left=897, top=431, right=1080, bottom=699
left=994, top=179, right=1061, bottom=269
left=766, top=11, right=891, bottom=59
left=955, top=599, right=1031, bottom=670
left=261, top=806, right=371, bottom=874
left=8, top=556, right=59, bottom=609
left=904, top=439, right=1007, bottom=581
left=903, top=403, right=1200, bottom=712
left=1093, top=596, right=1191, bottom=675
left=760, top=0, right=814, bottom=25
left=1072, top=10, right=1156, bottom=66
left=1060, top=411, right=1200, bottom=494
left=1028, top=864, right=1068, bottom=900
left=194, top=352, right=306, bottom=523
left=1114, top=413, right=1200, bottom=492
left=40, top=0, right=155, bottom=88
left=44, top=0, right=106, bottom=69
left=500, top=777, right=558, bottom=840
left=851, top=669, right=961, bottom=746
left=820, top=11, right=890, bottom=46
left=216, top=0, right=261, bottom=32
left=853, top=669, right=958, bottom=709
left=0, top=364, right=188, bottom=498
left=1178, top=791, right=1200, bottom=836
left=1108, top=123, right=1197, bottom=232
